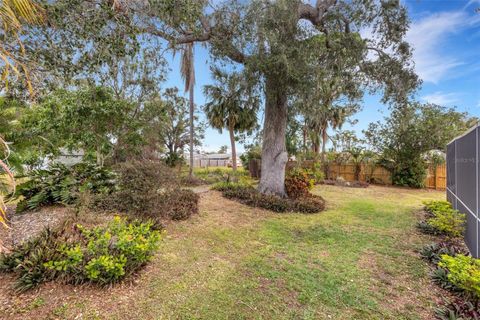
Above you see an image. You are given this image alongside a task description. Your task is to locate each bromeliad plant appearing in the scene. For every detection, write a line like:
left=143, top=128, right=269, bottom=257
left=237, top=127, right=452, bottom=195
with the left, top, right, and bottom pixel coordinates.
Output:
left=0, top=216, right=162, bottom=291
left=15, top=162, right=116, bottom=212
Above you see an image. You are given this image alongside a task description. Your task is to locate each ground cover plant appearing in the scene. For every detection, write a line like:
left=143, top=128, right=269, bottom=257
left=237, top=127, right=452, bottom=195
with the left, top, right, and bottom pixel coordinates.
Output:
left=0, top=216, right=161, bottom=291
left=213, top=181, right=325, bottom=214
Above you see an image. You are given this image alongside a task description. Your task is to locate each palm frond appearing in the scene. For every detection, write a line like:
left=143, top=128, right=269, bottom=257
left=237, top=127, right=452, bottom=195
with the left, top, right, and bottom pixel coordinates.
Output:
left=180, top=43, right=195, bottom=92
left=0, top=0, right=44, bottom=95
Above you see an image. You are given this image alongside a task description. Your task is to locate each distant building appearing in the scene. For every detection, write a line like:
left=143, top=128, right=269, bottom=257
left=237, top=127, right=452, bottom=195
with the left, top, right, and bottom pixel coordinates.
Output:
left=186, top=152, right=241, bottom=168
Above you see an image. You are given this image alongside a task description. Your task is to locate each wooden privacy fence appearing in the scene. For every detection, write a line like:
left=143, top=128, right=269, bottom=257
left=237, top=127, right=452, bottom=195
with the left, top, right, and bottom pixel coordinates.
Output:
left=248, top=159, right=446, bottom=190
left=425, top=164, right=446, bottom=190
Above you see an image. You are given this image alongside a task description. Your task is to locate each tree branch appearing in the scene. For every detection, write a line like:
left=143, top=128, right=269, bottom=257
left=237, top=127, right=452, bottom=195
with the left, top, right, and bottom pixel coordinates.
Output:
left=139, top=15, right=247, bottom=64
left=298, top=0, right=337, bottom=26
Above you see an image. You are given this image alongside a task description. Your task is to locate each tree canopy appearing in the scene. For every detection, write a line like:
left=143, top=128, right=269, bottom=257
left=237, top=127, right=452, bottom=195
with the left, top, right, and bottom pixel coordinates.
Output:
left=365, top=103, right=478, bottom=187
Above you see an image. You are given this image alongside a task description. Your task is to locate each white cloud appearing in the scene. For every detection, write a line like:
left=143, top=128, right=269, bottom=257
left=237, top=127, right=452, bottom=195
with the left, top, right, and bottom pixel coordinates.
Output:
left=406, top=11, right=470, bottom=84
left=421, top=91, right=459, bottom=105
left=464, top=0, right=480, bottom=9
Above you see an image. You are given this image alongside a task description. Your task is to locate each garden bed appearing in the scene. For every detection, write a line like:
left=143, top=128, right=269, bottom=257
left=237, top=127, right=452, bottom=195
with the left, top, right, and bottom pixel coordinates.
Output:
left=213, top=183, right=325, bottom=213
left=0, top=205, right=71, bottom=251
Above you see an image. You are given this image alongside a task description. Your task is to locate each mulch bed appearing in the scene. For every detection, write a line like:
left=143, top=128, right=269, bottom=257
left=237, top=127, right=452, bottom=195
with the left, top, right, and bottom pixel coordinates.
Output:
left=0, top=205, right=71, bottom=251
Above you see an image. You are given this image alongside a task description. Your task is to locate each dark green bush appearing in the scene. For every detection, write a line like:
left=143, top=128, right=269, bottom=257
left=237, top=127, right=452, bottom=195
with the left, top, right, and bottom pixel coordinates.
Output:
left=0, top=217, right=162, bottom=291
left=15, top=162, right=116, bottom=213
left=215, top=183, right=325, bottom=214
left=391, top=159, right=427, bottom=188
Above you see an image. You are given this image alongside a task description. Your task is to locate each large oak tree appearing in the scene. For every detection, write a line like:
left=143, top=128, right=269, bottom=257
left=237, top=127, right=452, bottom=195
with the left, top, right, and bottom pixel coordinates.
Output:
left=31, top=0, right=418, bottom=196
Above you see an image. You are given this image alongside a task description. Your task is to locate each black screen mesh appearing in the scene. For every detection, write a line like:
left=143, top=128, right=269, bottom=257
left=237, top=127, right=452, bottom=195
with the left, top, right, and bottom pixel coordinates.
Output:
left=447, top=126, right=479, bottom=258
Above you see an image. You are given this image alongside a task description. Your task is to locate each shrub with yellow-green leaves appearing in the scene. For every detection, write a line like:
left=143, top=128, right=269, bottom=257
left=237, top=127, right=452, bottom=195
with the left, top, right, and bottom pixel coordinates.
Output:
left=419, top=200, right=465, bottom=238
left=438, top=254, right=480, bottom=298
left=0, top=216, right=162, bottom=291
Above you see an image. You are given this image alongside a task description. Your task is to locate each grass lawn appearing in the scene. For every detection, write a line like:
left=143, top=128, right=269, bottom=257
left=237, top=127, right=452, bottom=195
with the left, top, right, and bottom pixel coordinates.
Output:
left=0, top=185, right=446, bottom=319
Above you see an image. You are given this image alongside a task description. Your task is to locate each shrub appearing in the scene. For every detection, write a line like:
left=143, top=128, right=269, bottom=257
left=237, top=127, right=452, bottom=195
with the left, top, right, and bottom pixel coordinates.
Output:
left=99, top=161, right=199, bottom=221
left=15, top=162, right=116, bottom=213
left=0, top=227, right=66, bottom=291
left=439, top=254, right=480, bottom=298
left=424, top=200, right=453, bottom=216
left=193, top=167, right=250, bottom=185
left=0, top=217, right=162, bottom=291
left=294, top=162, right=324, bottom=185
left=420, top=241, right=469, bottom=264
left=159, top=189, right=199, bottom=221
left=418, top=200, right=465, bottom=238
left=392, top=159, right=427, bottom=188
left=428, top=209, right=465, bottom=238
left=216, top=183, right=325, bottom=214
left=285, top=168, right=312, bottom=199
left=292, top=195, right=326, bottom=214
left=110, top=160, right=179, bottom=215
left=239, top=145, right=261, bottom=168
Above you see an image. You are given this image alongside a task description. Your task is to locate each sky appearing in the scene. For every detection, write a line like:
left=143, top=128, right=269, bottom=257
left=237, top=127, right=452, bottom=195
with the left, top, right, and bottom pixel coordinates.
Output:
left=162, top=0, right=480, bottom=153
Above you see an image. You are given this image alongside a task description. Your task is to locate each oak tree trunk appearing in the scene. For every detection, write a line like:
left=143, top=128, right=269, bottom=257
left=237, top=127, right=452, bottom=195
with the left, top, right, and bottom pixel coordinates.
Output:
left=228, top=125, right=237, bottom=171
left=258, top=78, right=288, bottom=197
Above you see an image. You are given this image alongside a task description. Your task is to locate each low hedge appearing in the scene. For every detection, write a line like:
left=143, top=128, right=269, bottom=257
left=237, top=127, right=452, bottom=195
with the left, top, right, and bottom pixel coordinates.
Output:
left=417, top=200, right=479, bottom=318
left=213, top=182, right=325, bottom=214
left=419, top=200, right=465, bottom=238
left=438, top=254, right=480, bottom=299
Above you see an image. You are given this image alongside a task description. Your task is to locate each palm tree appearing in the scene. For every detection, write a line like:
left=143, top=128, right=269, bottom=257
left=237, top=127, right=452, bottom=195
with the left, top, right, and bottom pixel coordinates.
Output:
left=180, top=43, right=195, bottom=179
left=1, top=0, right=43, bottom=94
left=305, top=104, right=355, bottom=177
left=203, top=69, right=259, bottom=171
left=1, top=0, right=42, bottom=237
